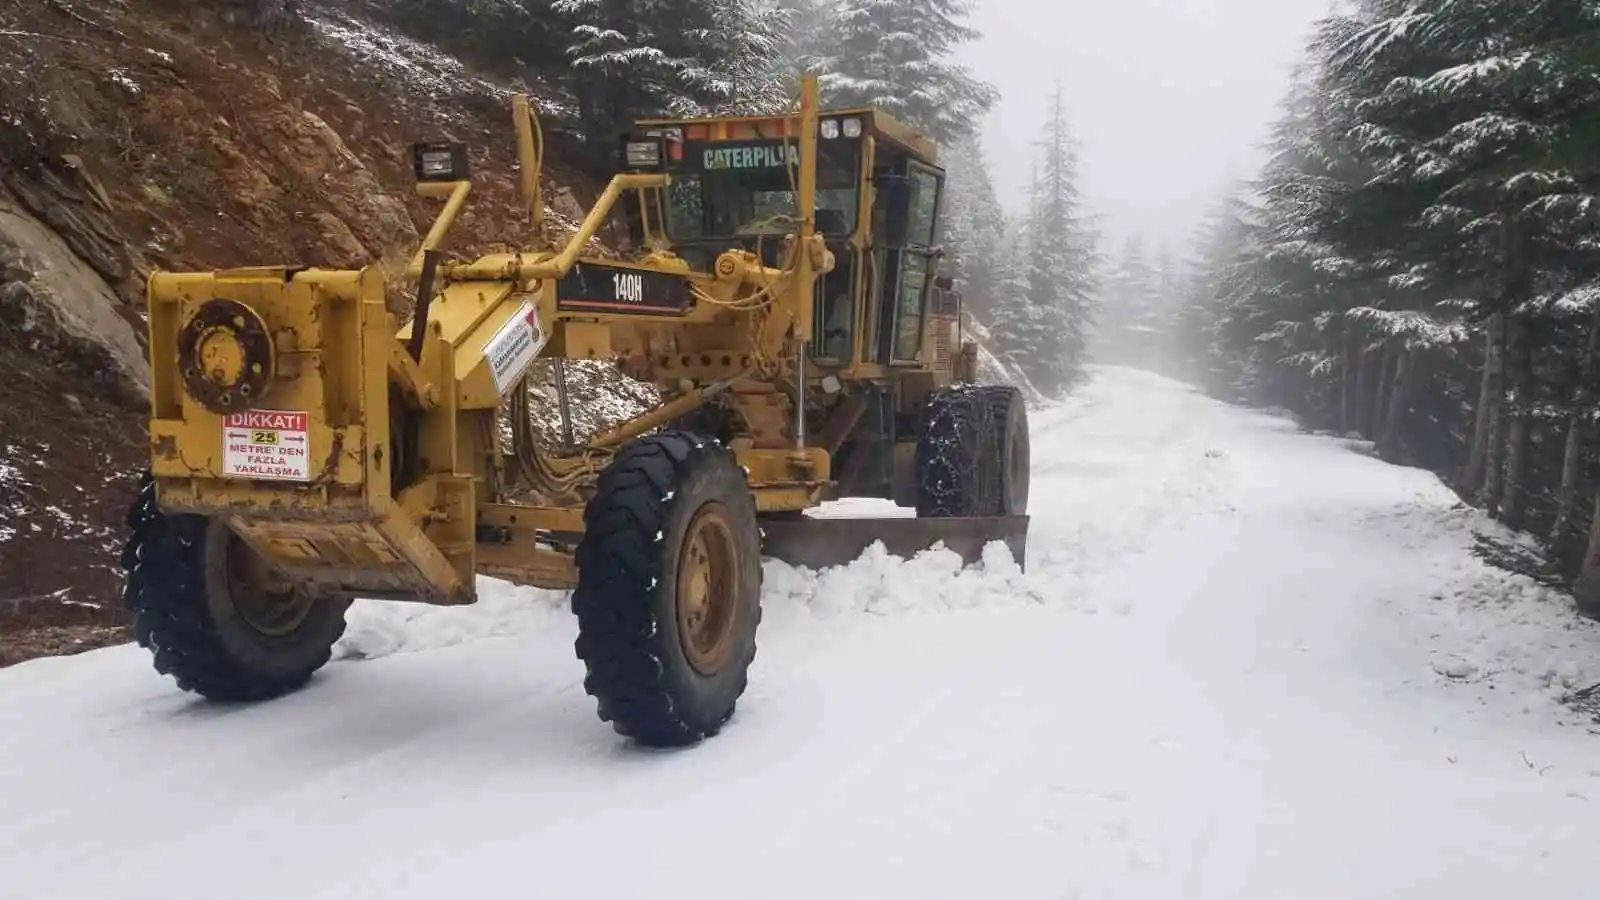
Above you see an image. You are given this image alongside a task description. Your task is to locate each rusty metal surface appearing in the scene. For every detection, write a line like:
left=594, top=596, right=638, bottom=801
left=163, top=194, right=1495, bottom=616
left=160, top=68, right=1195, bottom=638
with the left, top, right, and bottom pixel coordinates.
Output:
left=759, top=515, right=1029, bottom=572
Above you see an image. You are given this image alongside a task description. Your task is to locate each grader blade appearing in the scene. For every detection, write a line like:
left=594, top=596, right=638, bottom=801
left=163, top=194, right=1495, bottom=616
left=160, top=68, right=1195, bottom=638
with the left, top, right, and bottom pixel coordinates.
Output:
left=760, top=516, right=1030, bottom=572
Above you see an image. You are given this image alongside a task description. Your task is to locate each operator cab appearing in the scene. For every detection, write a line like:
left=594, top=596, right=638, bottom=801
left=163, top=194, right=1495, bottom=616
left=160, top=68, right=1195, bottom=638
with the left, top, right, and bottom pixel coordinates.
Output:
left=619, top=107, right=955, bottom=374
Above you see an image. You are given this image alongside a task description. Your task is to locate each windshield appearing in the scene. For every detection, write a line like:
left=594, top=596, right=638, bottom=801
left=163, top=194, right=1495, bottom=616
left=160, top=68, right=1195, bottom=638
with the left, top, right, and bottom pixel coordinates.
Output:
left=665, top=139, right=861, bottom=242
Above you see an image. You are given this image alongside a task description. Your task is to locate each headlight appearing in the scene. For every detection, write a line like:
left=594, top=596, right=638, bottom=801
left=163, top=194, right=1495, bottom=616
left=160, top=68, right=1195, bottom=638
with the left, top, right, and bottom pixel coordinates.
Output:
left=413, top=141, right=468, bottom=182
left=820, top=118, right=841, bottom=139
left=841, top=117, right=862, bottom=138
left=625, top=140, right=662, bottom=168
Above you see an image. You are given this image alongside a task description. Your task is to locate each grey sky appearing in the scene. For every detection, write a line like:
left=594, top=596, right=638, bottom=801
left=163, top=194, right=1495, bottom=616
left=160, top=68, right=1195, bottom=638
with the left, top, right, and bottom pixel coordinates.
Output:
left=956, top=0, right=1335, bottom=258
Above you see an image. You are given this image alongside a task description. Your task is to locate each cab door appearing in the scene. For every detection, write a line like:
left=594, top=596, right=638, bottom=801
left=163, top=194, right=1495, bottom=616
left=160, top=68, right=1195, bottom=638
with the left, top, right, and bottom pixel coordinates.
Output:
left=875, top=162, right=944, bottom=366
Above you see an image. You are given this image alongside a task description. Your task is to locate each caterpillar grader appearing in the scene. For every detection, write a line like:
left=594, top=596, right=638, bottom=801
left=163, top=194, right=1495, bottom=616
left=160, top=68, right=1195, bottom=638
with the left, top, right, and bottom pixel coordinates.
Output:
left=121, top=75, right=1031, bottom=746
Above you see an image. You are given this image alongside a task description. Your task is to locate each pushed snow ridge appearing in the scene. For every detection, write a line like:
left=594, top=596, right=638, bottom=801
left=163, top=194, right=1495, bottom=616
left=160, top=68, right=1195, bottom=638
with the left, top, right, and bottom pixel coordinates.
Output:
left=4, top=367, right=1599, bottom=900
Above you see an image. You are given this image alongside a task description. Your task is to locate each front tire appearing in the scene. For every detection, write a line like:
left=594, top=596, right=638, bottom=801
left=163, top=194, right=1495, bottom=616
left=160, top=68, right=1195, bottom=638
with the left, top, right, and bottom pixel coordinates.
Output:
left=914, top=385, right=992, bottom=517
left=975, top=384, right=1030, bottom=516
left=120, top=474, right=350, bottom=701
left=572, top=431, right=762, bottom=747
left=914, top=385, right=1030, bottom=518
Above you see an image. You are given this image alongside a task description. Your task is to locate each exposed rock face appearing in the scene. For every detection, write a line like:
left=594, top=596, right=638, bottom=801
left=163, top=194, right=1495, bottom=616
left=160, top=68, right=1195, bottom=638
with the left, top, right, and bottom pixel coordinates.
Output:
left=0, top=191, right=150, bottom=404
left=0, top=0, right=612, bottom=665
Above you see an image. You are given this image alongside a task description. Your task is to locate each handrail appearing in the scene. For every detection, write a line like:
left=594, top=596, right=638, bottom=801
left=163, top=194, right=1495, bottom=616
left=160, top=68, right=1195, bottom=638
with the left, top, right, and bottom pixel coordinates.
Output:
left=404, top=173, right=669, bottom=283
left=405, top=180, right=472, bottom=274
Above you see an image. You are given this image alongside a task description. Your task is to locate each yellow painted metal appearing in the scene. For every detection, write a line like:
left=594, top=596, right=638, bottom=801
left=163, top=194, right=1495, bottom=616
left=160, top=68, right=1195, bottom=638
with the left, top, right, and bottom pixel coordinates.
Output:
left=408, top=180, right=472, bottom=272
left=477, top=544, right=579, bottom=591
left=479, top=502, right=585, bottom=534
left=749, top=485, right=827, bottom=513
left=146, top=266, right=473, bottom=605
left=513, top=94, right=543, bottom=235
left=735, top=445, right=830, bottom=487
left=136, top=70, right=987, bottom=609
left=427, top=173, right=668, bottom=283
left=793, top=74, right=820, bottom=343
left=561, top=321, right=612, bottom=360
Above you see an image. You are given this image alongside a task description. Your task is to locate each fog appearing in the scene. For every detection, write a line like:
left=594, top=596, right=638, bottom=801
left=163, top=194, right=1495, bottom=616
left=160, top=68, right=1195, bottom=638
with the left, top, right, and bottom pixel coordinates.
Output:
left=958, top=0, right=1335, bottom=254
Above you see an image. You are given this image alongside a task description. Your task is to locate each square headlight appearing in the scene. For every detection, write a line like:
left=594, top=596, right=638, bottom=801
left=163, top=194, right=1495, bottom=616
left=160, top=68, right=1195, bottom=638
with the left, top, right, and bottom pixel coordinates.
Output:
left=625, top=140, right=663, bottom=168
left=413, top=141, right=468, bottom=182
left=820, top=118, right=841, bottom=139
left=841, top=116, right=863, bottom=138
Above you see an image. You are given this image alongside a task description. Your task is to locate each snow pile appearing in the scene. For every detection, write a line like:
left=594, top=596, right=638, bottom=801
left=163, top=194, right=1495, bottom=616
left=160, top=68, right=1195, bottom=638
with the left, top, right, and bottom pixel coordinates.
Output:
left=8, top=367, right=1600, bottom=900
left=761, top=540, right=1059, bottom=618
left=965, top=315, right=1046, bottom=403
left=335, top=578, right=570, bottom=662
left=1391, top=506, right=1600, bottom=710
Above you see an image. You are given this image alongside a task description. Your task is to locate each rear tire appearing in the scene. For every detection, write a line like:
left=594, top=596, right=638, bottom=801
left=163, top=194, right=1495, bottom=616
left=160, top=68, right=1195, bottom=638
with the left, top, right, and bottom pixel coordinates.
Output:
left=975, top=385, right=1030, bottom=516
left=120, top=473, right=350, bottom=702
left=914, top=385, right=992, bottom=517
left=914, top=384, right=1029, bottom=518
left=572, top=431, right=762, bottom=747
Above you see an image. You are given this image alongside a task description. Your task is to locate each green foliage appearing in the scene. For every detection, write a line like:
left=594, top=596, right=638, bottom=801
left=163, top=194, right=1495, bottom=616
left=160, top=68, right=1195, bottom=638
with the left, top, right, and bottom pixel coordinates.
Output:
left=1177, top=0, right=1600, bottom=577
left=991, top=87, right=1100, bottom=397
left=798, top=0, right=996, bottom=142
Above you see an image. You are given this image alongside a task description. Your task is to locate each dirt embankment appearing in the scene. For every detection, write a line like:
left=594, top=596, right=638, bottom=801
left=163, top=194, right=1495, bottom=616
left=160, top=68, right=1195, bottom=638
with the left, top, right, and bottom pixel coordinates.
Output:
left=0, top=0, right=620, bottom=665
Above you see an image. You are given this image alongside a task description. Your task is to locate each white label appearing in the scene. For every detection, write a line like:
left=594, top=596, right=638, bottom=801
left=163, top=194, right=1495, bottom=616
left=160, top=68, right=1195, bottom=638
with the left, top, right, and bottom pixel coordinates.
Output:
left=613, top=271, right=644, bottom=304
left=222, top=410, right=310, bottom=482
left=484, top=300, right=547, bottom=394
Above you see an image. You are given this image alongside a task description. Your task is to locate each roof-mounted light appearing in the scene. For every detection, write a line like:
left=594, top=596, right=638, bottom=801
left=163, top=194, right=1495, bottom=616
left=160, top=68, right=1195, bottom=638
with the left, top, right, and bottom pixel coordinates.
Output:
left=625, top=140, right=662, bottom=168
left=413, top=141, right=468, bottom=182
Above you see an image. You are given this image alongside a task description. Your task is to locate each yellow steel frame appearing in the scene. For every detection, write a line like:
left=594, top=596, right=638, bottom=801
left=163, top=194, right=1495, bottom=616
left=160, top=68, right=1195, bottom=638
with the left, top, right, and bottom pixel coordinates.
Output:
left=144, top=76, right=851, bottom=604
left=142, top=72, right=975, bottom=607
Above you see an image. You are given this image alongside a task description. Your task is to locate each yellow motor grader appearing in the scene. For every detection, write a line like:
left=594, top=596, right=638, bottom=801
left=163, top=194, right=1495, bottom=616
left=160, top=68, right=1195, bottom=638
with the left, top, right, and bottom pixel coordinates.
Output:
left=122, top=76, right=1030, bottom=746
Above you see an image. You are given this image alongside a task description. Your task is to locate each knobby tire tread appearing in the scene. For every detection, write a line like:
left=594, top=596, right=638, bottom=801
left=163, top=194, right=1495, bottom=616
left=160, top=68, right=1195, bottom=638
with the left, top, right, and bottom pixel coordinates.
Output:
left=120, top=473, right=345, bottom=702
left=915, top=385, right=993, bottom=518
left=572, top=430, right=762, bottom=747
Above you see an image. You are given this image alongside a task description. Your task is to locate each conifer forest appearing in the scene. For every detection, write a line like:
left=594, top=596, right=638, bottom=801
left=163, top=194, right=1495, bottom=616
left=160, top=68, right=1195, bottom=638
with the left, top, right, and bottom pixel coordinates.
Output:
left=1169, top=1, right=1600, bottom=608
left=384, top=0, right=1104, bottom=397
left=377, top=0, right=1600, bottom=603
left=6, top=0, right=1600, bottom=891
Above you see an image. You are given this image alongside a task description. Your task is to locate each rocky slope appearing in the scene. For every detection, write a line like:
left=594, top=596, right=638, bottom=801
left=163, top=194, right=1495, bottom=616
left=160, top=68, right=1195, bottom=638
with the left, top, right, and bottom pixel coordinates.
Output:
left=0, top=0, right=641, bottom=664
left=0, top=0, right=1031, bottom=666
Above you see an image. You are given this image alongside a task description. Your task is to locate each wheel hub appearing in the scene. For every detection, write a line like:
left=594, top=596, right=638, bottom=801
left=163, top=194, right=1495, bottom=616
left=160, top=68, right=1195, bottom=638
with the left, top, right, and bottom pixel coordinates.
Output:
left=675, top=502, right=740, bottom=675
left=176, top=298, right=276, bottom=415
left=224, top=534, right=314, bottom=637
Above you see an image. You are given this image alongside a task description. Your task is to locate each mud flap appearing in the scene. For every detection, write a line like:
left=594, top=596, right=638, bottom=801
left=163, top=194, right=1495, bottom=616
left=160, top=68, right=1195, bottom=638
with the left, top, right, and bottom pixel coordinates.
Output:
left=759, top=515, right=1029, bottom=572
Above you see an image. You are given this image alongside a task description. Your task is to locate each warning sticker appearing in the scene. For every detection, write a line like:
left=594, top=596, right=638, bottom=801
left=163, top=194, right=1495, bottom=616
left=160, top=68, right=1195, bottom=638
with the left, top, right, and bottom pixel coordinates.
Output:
left=484, top=300, right=548, bottom=394
left=222, top=409, right=310, bottom=482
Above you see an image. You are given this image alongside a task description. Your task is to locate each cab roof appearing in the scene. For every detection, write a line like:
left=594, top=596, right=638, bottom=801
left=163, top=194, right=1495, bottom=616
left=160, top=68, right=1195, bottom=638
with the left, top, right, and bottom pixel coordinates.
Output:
left=634, top=106, right=939, bottom=166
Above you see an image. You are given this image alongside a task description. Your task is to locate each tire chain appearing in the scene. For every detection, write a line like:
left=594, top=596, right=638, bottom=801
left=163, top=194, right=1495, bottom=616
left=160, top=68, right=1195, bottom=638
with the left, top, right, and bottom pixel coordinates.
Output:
left=916, top=384, right=1003, bottom=517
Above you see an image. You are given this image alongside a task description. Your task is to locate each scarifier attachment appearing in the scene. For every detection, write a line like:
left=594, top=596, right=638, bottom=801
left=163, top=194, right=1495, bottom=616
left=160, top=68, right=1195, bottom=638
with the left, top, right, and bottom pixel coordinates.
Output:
left=145, top=266, right=474, bottom=606
left=760, top=515, right=1030, bottom=571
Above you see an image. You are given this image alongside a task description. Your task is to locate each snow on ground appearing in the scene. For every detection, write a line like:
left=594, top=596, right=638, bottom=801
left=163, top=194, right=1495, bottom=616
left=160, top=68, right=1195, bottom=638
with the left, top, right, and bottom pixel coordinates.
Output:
left=304, top=5, right=512, bottom=104
left=3, top=366, right=1599, bottom=899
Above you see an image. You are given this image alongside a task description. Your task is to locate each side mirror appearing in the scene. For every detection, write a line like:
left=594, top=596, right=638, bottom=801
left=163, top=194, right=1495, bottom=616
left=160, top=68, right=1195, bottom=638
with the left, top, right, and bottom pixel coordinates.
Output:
left=876, top=173, right=913, bottom=249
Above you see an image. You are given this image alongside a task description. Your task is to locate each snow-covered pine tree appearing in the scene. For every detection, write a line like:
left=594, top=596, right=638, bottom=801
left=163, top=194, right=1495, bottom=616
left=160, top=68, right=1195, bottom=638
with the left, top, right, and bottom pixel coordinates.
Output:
left=989, top=166, right=1047, bottom=380
left=1098, top=236, right=1164, bottom=368
left=552, top=0, right=791, bottom=167
left=812, top=0, right=996, bottom=141
left=939, top=132, right=1007, bottom=325
left=1173, top=190, right=1253, bottom=394
left=772, top=0, right=833, bottom=78
left=1322, top=0, right=1600, bottom=519
left=1005, top=86, right=1099, bottom=396
left=1148, top=240, right=1180, bottom=375
left=1183, top=0, right=1600, bottom=596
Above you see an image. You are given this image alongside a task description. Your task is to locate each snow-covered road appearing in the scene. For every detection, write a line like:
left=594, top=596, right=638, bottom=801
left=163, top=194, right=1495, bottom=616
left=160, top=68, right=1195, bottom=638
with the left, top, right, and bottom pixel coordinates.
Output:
left=4, top=367, right=1599, bottom=899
